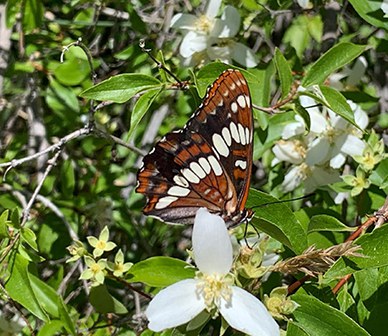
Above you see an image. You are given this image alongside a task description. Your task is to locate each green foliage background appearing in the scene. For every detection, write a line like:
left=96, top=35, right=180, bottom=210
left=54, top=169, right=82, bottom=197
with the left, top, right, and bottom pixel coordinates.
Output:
left=0, top=0, right=387, bottom=335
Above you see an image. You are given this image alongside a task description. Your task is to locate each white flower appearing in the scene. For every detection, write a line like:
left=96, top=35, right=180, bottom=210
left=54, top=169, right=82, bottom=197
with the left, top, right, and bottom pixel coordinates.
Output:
left=302, top=99, right=368, bottom=169
left=170, top=0, right=257, bottom=67
left=329, top=56, right=368, bottom=90
left=297, top=0, right=313, bottom=9
left=382, top=0, right=388, bottom=18
left=146, top=208, right=280, bottom=336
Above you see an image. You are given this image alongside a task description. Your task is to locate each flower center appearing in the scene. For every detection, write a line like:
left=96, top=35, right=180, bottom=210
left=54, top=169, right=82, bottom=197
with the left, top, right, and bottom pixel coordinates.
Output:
left=196, top=272, right=233, bottom=312
left=297, top=163, right=311, bottom=179
left=196, top=15, right=214, bottom=33
left=293, top=140, right=307, bottom=158
left=96, top=240, right=106, bottom=250
left=91, top=263, right=102, bottom=275
left=324, top=125, right=336, bottom=144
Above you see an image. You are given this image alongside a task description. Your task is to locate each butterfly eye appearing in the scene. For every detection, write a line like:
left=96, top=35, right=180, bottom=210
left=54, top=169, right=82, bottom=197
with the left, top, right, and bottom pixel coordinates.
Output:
left=136, top=69, right=254, bottom=227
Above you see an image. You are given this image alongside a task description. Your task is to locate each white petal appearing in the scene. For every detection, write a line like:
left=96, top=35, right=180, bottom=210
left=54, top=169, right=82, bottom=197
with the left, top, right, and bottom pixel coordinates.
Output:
left=179, top=32, right=208, bottom=58
left=231, top=42, right=258, bottom=68
left=282, top=166, right=304, bottom=192
left=170, top=14, right=198, bottom=29
left=330, top=153, right=346, bottom=169
left=297, top=0, right=313, bottom=9
left=146, top=279, right=205, bottom=332
left=205, top=0, right=222, bottom=18
left=208, top=45, right=232, bottom=63
left=351, top=101, right=369, bottom=129
left=346, top=56, right=367, bottom=86
left=305, top=167, right=340, bottom=192
left=213, top=6, right=240, bottom=37
left=273, top=141, right=304, bottom=164
left=339, top=134, right=365, bottom=156
left=308, top=108, right=327, bottom=134
left=305, top=138, right=330, bottom=166
left=219, top=286, right=280, bottom=336
left=282, top=119, right=305, bottom=139
left=193, top=208, right=233, bottom=275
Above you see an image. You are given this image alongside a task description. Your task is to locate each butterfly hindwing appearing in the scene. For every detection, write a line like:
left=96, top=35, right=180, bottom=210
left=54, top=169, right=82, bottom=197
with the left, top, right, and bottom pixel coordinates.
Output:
left=136, top=69, right=253, bottom=226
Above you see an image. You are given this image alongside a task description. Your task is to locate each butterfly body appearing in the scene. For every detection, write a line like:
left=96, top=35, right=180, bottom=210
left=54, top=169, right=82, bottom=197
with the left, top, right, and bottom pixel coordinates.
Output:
left=136, top=69, right=254, bottom=227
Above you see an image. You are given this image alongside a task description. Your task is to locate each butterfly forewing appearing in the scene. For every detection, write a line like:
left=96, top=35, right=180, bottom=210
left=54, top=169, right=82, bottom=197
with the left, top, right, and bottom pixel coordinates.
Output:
left=136, top=69, right=253, bottom=226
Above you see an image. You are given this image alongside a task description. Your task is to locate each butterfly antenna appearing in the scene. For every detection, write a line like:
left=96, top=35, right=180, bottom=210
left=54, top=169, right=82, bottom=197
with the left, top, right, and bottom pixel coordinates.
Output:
left=250, top=193, right=315, bottom=209
left=243, top=218, right=260, bottom=249
left=139, top=39, right=187, bottom=89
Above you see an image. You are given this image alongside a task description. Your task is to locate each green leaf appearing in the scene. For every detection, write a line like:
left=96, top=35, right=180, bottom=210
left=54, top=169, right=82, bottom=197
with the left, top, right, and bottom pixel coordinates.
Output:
left=247, top=189, right=308, bottom=254
left=21, top=227, right=38, bottom=251
left=294, top=100, right=311, bottom=132
left=300, top=86, right=356, bottom=127
left=308, top=215, right=354, bottom=233
left=286, top=321, right=309, bottom=336
left=0, top=209, right=10, bottom=238
left=89, top=285, right=128, bottom=314
left=302, top=43, right=367, bottom=87
left=5, top=254, right=49, bottom=321
left=325, top=225, right=388, bottom=279
left=23, top=0, right=44, bottom=31
left=46, top=79, right=80, bottom=114
left=54, top=55, right=90, bottom=86
left=79, top=74, right=162, bottom=103
left=30, top=274, right=76, bottom=335
left=127, top=88, right=162, bottom=140
left=60, top=160, right=75, bottom=196
left=348, top=0, right=388, bottom=30
left=57, top=298, right=76, bottom=336
left=127, top=257, right=195, bottom=287
left=37, top=321, right=66, bottom=336
left=274, top=48, right=293, bottom=99
left=292, top=294, right=371, bottom=336
left=11, top=207, right=21, bottom=229
left=195, top=63, right=233, bottom=96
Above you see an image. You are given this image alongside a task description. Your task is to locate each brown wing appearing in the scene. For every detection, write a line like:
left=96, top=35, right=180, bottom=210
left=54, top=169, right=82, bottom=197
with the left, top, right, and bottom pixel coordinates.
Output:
left=136, top=69, right=253, bottom=225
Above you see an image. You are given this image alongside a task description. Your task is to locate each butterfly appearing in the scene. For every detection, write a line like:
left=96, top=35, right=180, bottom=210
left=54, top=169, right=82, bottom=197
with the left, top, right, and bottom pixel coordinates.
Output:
left=136, top=69, right=254, bottom=227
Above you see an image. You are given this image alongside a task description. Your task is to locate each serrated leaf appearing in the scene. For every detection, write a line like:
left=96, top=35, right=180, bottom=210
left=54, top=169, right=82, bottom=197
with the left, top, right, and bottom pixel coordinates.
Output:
left=127, top=88, right=162, bottom=140
left=127, top=257, right=195, bottom=287
left=247, top=189, right=307, bottom=254
left=308, top=215, right=354, bottom=233
left=5, top=254, right=49, bottom=321
left=302, top=43, right=366, bottom=87
left=325, top=225, right=388, bottom=279
left=292, top=294, right=371, bottom=336
left=79, top=74, right=162, bottom=103
left=89, top=285, right=128, bottom=314
left=274, top=48, right=293, bottom=99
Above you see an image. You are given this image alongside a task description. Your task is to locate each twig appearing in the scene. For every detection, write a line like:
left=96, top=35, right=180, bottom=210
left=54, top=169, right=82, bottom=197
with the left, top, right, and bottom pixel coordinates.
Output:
left=93, top=127, right=146, bottom=156
left=0, top=127, right=91, bottom=171
left=139, top=39, right=188, bottom=89
left=21, top=150, right=62, bottom=226
left=112, top=275, right=152, bottom=300
left=253, top=81, right=299, bottom=114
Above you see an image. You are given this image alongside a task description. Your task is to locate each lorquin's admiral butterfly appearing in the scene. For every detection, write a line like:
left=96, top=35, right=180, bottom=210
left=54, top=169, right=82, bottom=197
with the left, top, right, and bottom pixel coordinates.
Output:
left=136, top=69, right=254, bottom=227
